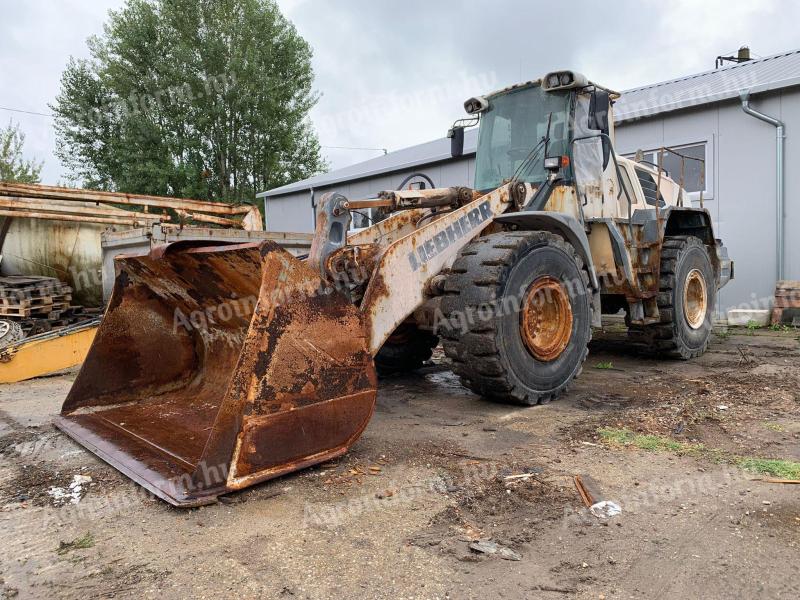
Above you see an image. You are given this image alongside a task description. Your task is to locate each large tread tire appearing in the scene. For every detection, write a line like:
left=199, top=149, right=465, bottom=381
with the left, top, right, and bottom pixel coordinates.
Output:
left=375, top=324, right=439, bottom=376
left=438, top=231, right=594, bottom=406
left=628, top=235, right=715, bottom=359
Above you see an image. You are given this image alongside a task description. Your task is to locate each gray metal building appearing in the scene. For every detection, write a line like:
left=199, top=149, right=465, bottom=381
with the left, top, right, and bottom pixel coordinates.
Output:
left=258, top=49, right=800, bottom=313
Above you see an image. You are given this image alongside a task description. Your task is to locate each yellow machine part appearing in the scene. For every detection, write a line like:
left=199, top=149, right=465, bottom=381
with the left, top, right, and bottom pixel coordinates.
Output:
left=0, top=325, right=98, bottom=384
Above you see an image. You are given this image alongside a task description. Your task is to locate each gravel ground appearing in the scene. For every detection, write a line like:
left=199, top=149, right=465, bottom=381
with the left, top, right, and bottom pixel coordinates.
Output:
left=1, top=327, right=798, bottom=599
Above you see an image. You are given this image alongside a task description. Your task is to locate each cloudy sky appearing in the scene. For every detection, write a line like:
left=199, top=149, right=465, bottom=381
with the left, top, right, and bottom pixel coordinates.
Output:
left=1, top=0, right=798, bottom=185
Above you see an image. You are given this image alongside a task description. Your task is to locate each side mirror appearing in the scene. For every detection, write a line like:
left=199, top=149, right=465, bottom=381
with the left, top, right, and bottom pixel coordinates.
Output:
left=448, top=126, right=465, bottom=158
left=588, top=89, right=610, bottom=134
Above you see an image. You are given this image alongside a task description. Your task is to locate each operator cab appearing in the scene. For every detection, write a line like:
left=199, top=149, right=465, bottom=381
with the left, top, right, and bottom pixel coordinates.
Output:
left=449, top=71, right=625, bottom=220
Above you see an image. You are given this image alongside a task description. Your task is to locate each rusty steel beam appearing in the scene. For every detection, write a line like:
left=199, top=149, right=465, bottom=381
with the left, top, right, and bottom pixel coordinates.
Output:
left=0, top=196, right=168, bottom=221
left=175, top=210, right=240, bottom=227
left=0, top=208, right=157, bottom=226
left=0, top=181, right=252, bottom=215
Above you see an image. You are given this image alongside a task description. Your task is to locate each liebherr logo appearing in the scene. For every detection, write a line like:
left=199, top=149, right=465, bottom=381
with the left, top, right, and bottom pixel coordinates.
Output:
left=408, top=201, right=493, bottom=271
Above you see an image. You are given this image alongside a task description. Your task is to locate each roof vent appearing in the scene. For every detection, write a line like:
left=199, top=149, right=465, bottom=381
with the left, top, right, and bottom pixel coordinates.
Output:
left=716, top=46, right=753, bottom=68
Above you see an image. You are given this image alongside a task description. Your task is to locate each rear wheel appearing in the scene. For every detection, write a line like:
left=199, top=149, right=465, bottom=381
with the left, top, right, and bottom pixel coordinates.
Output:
left=439, top=231, right=593, bottom=405
left=628, top=235, right=715, bottom=358
left=374, top=324, right=439, bottom=375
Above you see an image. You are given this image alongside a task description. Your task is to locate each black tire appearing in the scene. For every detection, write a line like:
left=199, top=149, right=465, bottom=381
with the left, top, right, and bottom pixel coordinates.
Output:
left=439, top=231, right=593, bottom=405
left=629, top=235, right=715, bottom=359
left=0, top=319, right=25, bottom=346
left=374, top=324, right=439, bottom=376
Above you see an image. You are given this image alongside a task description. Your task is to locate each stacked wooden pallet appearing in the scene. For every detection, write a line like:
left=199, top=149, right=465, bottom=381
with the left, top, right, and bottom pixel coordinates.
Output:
left=0, top=276, right=73, bottom=320
left=772, top=280, right=800, bottom=325
left=19, top=306, right=103, bottom=336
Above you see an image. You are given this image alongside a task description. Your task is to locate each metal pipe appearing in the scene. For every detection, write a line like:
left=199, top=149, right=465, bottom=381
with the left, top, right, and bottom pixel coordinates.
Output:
left=310, top=186, right=316, bottom=229
left=740, top=90, right=785, bottom=281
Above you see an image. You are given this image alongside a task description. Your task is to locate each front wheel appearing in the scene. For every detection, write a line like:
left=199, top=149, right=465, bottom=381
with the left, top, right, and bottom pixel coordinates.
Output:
left=439, top=231, right=593, bottom=406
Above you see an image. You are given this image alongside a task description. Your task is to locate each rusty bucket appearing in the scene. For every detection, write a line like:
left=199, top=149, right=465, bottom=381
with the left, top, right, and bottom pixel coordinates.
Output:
left=55, top=241, right=377, bottom=506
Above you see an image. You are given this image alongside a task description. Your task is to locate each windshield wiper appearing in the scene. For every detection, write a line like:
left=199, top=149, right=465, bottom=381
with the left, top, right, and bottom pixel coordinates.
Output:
left=510, top=111, right=553, bottom=184
left=542, top=111, right=553, bottom=160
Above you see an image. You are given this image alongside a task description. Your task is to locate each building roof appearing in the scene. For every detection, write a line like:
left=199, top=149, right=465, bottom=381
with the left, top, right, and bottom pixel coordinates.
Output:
left=261, top=49, right=800, bottom=198
left=614, top=49, right=800, bottom=122
left=257, top=129, right=479, bottom=199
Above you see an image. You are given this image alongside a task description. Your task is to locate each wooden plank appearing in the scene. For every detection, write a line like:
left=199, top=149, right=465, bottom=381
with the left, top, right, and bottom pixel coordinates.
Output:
left=775, top=299, right=800, bottom=309
left=0, top=275, right=59, bottom=287
left=0, top=307, right=31, bottom=317
left=0, top=286, right=71, bottom=299
left=0, top=297, right=57, bottom=308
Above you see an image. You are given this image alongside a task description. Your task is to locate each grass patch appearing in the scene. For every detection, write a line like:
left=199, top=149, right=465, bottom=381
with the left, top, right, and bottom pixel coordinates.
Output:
left=594, top=361, right=614, bottom=370
left=598, top=427, right=800, bottom=479
left=57, top=532, right=95, bottom=555
left=597, top=427, right=702, bottom=454
left=745, top=320, right=761, bottom=335
left=736, top=458, right=800, bottom=479
left=765, top=422, right=786, bottom=432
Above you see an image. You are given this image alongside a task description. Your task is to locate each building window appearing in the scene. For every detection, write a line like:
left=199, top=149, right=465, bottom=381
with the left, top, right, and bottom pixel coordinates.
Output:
left=351, top=209, right=372, bottom=229
left=626, top=142, right=707, bottom=194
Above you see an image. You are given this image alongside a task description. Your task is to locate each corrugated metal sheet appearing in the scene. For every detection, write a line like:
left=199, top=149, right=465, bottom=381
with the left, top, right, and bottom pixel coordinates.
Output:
left=258, top=129, right=479, bottom=198
left=615, top=49, right=800, bottom=123
left=261, top=49, right=800, bottom=198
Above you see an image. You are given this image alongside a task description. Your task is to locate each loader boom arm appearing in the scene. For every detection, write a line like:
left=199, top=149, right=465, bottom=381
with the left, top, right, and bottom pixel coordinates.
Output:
left=358, top=184, right=512, bottom=354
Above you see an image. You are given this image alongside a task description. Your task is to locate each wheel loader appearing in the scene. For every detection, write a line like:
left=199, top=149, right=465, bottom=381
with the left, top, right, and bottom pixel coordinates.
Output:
left=56, top=70, right=733, bottom=506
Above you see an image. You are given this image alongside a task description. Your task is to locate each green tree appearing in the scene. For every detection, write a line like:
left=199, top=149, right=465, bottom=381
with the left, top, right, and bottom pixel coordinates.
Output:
left=0, top=121, right=43, bottom=183
left=52, top=0, right=325, bottom=203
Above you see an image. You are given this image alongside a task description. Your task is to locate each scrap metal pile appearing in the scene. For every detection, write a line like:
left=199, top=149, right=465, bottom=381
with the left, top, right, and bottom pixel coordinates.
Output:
left=0, top=181, right=263, bottom=230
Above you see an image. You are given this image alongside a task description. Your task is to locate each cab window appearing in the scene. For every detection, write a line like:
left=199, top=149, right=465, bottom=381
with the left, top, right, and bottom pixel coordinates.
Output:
left=616, top=164, right=636, bottom=215
left=634, top=167, right=666, bottom=207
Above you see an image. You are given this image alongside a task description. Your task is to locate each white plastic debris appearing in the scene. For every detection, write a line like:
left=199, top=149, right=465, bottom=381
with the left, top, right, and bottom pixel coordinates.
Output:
left=590, top=500, right=622, bottom=519
left=48, top=474, right=93, bottom=505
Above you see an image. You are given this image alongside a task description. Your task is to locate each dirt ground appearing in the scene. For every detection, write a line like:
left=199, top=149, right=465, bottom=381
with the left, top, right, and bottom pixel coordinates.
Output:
left=1, top=326, right=799, bottom=599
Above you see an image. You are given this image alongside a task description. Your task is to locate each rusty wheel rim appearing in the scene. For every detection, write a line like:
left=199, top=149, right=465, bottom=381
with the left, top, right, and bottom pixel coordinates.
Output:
left=520, top=276, right=573, bottom=362
left=683, top=268, right=708, bottom=330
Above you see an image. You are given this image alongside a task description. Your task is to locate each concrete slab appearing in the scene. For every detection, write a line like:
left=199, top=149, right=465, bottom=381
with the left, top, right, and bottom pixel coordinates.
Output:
left=727, top=308, right=771, bottom=326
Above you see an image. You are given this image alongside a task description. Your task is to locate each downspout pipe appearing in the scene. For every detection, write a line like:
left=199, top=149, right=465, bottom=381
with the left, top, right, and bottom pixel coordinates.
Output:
left=310, top=186, right=316, bottom=229
left=740, top=90, right=785, bottom=282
